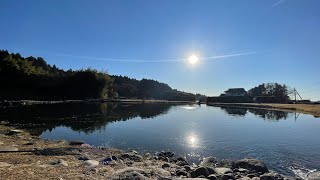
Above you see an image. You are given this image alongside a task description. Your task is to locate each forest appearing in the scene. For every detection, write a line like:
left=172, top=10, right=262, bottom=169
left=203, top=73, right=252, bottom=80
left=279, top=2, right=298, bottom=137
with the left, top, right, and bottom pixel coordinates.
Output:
left=0, top=50, right=196, bottom=101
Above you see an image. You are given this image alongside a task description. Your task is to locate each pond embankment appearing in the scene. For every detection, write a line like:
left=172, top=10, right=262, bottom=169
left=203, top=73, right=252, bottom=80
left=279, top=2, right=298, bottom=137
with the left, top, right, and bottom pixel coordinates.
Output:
left=207, top=103, right=320, bottom=117
left=0, top=124, right=318, bottom=180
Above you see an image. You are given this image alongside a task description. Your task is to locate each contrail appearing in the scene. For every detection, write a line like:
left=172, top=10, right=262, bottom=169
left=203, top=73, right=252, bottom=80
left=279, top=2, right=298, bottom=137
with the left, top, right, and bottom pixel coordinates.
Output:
left=53, top=51, right=257, bottom=63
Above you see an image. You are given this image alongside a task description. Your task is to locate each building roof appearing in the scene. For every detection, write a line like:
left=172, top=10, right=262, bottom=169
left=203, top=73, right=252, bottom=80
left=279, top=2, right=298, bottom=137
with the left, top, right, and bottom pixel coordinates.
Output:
left=225, top=88, right=246, bottom=93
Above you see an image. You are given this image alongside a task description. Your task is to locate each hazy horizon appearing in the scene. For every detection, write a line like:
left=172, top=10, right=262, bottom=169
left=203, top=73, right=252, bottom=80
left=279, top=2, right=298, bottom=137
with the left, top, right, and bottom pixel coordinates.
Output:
left=1, top=0, right=320, bottom=100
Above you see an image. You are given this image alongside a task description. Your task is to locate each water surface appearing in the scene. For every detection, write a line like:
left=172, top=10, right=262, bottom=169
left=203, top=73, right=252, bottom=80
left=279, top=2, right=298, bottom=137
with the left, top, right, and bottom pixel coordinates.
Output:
left=1, top=103, right=319, bottom=177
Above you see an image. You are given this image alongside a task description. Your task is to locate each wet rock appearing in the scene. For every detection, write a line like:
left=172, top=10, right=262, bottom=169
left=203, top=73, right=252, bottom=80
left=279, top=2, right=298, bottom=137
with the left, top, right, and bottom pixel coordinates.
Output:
left=306, top=171, right=320, bottom=180
left=121, top=153, right=143, bottom=162
left=221, top=173, right=235, bottom=180
left=207, top=174, right=218, bottom=180
left=0, top=145, right=18, bottom=152
left=50, top=159, right=68, bottom=167
left=199, top=156, right=218, bottom=168
left=84, top=160, right=99, bottom=167
left=214, top=167, right=233, bottom=175
left=233, top=158, right=269, bottom=174
left=69, top=140, right=84, bottom=145
left=192, top=167, right=210, bottom=178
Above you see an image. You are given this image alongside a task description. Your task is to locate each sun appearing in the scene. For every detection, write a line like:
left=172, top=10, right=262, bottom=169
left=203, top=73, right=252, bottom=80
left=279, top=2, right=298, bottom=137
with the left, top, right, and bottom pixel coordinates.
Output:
left=187, top=54, right=199, bottom=64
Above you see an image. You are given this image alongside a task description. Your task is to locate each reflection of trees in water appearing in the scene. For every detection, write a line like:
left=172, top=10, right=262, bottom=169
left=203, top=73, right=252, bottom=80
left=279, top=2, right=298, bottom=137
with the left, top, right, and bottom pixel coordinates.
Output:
left=0, top=103, right=172, bottom=135
left=248, top=109, right=288, bottom=120
left=220, top=107, right=247, bottom=116
left=220, top=106, right=289, bottom=120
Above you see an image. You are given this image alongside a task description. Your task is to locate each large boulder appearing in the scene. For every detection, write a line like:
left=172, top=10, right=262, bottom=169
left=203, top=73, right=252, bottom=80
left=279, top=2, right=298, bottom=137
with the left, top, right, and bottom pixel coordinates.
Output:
left=307, top=171, right=320, bottom=180
left=233, top=158, right=268, bottom=174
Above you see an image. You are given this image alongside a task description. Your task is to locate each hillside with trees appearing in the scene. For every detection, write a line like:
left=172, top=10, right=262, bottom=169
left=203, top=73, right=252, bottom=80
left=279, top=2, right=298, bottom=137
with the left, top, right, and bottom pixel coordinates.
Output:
left=0, top=50, right=196, bottom=101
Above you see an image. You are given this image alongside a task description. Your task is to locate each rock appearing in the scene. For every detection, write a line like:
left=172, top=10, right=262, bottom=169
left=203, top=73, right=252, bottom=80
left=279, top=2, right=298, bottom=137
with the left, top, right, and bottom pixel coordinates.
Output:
left=252, top=177, right=261, bottom=180
left=192, top=167, right=210, bottom=178
left=247, top=173, right=258, bottom=178
left=117, top=171, right=147, bottom=180
left=0, top=141, right=4, bottom=145
left=207, top=174, right=218, bottom=180
left=221, top=173, right=235, bottom=180
left=50, top=159, right=68, bottom=167
left=177, top=160, right=189, bottom=166
left=7, top=129, right=23, bottom=135
left=307, top=171, right=320, bottom=180
left=159, top=151, right=175, bottom=158
left=0, top=162, right=12, bottom=167
left=121, top=153, right=143, bottom=162
left=84, top=160, right=99, bottom=167
left=0, top=145, right=18, bottom=152
left=214, top=167, right=233, bottom=175
left=199, top=156, right=217, bottom=168
left=102, top=157, right=113, bottom=165
left=69, top=140, right=84, bottom=145
left=162, top=163, right=171, bottom=168
left=111, top=155, right=118, bottom=161
left=24, top=142, right=35, bottom=145
left=78, top=154, right=90, bottom=161
left=176, top=170, right=188, bottom=177
left=236, top=168, right=249, bottom=173
left=130, top=150, right=138, bottom=154
left=219, top=159, right=236, bottom=168
left=233, top=158, right=269, bottom=174
left=239, top=177, right=251, bottom=180
left=260, top=172, right=282, bottom=180
left=206, top=167, right=215, bottom=174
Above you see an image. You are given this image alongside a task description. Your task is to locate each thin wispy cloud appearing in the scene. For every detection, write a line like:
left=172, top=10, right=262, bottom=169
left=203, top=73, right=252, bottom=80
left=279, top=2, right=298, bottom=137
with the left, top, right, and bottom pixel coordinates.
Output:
left=53, top=51, right=258, bottom=63
left=272, top=0, right=287, bottom=7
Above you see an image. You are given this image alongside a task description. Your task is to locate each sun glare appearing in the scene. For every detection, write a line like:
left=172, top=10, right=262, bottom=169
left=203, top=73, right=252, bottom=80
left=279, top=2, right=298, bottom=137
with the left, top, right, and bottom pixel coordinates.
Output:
left=187, top=54, right=199, bottom=65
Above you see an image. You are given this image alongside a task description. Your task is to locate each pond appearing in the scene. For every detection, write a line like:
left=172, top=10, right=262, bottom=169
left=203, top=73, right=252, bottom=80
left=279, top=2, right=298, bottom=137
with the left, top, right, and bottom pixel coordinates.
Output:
left=0, top=103, right=319, bottom=177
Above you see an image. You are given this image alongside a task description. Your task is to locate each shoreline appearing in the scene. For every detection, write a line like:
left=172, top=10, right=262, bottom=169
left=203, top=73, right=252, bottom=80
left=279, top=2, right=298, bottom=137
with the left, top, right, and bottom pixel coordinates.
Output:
left=0, top=124, right=313, bottom=180
left=207, top=103, right=320, bottom=117
left=1, top=99, right=197, bottom=106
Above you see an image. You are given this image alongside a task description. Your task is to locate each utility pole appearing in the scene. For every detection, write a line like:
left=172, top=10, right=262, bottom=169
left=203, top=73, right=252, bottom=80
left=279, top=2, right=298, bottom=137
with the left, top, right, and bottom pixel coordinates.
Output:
left=293, top=88, right=303, bottom=103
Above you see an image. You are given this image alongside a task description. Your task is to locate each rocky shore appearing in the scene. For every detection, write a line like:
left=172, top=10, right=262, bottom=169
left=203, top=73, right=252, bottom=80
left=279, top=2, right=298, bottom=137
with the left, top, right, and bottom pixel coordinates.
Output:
left=0, top=125, right=318, bottom=180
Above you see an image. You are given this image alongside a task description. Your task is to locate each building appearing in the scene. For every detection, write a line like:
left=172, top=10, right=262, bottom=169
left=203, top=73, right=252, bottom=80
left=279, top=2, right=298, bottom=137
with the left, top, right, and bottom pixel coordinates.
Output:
left=223, top=88, right=247, bottom=96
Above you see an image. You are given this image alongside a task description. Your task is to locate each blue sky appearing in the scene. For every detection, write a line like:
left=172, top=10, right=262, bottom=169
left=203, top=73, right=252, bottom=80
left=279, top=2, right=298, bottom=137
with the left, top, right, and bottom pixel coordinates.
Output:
left=1, top=0, right=320, bottom=100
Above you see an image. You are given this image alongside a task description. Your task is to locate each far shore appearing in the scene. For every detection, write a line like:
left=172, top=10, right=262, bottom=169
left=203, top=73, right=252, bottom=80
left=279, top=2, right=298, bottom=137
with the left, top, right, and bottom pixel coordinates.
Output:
left=1, top=99, right=197, bottom=106
left=207, top=103, right=320, bottom=117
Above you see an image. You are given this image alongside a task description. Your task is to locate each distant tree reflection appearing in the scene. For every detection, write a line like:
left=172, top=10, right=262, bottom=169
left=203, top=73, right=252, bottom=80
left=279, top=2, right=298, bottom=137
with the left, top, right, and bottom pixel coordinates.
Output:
left=0, top=103, right=172, bottom=135
left=220, top=106, right=289, bottom=120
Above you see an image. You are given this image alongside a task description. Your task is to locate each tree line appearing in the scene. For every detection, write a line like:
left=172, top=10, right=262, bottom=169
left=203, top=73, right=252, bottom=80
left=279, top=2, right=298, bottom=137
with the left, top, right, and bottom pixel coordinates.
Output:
left=0, top=50, right=196, bottom=101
